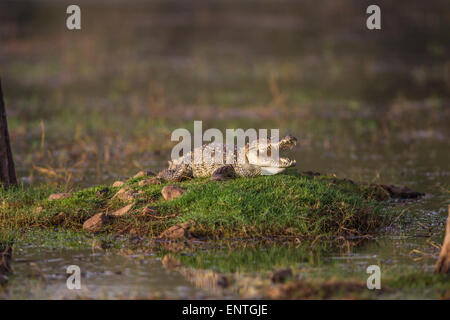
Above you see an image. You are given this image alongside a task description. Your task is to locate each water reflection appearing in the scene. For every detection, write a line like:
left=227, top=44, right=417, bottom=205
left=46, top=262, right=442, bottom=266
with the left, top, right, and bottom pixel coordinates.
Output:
left=3, top=246, right=208, bottom=299
left=2, top=235, right=442, bottom=299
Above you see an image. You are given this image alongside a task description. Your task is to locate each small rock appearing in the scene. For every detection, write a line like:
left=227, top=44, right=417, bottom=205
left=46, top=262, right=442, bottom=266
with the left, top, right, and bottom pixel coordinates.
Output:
left=114, top=186, right=129, bottom=194
left=117, top=191, right=137, bottom=202
left=51, top=212, right=68, bottom=225
left=111, top=203, right=135, bottom=217
left=112, top=181, right=124, bottom=187
left=271, top=268, right=293, bottom=283
left=138, top=177, right=162, bottom=187
left=133, top=170, right=156, bottom=178
left=113, top=187, right=138, bottom=201
left=161, top=185, right=185, bottom=201
left=141, top=206, right=159, bottom=216
left=380, top=184, right=425, bottom=199
left=83, top=213, right=111, bottom=233
left=48, top=193, right=72, bottom=201
left=158, top=221, right=193, bottom=240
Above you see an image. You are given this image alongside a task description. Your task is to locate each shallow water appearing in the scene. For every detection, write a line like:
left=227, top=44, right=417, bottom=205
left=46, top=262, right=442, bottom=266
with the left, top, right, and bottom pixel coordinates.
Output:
left=1, top=234, right=443, bottom=299
left=3, top=245, right=210, bottom=299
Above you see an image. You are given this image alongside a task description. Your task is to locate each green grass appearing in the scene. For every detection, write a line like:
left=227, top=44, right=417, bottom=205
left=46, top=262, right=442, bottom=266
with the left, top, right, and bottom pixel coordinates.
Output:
left=170, top=171, right=387, bottom=238
left=0, top=170, right=390, bottom=240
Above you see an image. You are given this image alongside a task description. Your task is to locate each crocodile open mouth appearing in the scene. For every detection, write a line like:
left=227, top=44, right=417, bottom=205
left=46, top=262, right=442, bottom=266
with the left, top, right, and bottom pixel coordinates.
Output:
left=273, top=135, right=297, bottom=168
left=247, top=135, right=297, bottom=171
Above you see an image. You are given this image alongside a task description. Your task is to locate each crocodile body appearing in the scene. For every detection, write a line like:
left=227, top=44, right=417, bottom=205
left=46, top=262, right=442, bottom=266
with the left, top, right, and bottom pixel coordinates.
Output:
left=157, top=135, right=297, bottom=181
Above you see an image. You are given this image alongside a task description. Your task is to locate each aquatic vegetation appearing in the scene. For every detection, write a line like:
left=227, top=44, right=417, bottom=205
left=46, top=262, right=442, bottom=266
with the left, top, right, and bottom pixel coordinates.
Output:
left=153, top=240, right=450, bottom=299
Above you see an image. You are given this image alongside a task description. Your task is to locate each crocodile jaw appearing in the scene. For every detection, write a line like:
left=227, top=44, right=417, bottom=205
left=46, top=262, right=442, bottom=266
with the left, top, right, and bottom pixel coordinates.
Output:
left=260, top=167, right=287, bottom=175
left=246, top=135, right=297, bottom=168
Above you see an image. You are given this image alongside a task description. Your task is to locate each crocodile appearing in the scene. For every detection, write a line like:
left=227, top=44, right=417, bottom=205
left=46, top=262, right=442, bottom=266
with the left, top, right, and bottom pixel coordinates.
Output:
left=157, top=135, right=297, bottom=181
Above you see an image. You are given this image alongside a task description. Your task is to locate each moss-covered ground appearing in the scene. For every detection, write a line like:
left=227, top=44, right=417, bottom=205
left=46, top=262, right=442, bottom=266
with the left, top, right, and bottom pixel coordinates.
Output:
left=0, top=170, right=392, bottom=240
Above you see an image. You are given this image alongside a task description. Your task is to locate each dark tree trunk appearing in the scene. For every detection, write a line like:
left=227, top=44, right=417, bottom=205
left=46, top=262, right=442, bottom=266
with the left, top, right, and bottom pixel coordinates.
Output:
left=0, top=79, right=17, bottom=187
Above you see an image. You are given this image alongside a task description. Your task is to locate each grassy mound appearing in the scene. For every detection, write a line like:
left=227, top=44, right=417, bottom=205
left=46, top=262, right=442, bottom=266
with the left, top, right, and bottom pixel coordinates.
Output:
left=0, top=170, right=390, bottom=239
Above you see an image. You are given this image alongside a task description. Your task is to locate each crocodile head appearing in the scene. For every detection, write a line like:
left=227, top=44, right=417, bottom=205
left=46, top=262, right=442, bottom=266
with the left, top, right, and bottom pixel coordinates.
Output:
left=245, top=135, right=297, bottom=175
